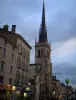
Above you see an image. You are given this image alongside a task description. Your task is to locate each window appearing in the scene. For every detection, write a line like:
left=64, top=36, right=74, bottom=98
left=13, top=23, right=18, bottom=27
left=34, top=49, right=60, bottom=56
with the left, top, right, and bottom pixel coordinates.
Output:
left=17, top=80, right=19, bottom=84
left=0, top=61, right=5, bottom=71
left=0, top=75, right=4, bottom=83
left=21, top=74, right=24, bottom=85
left=24, top=77, right=28, bottom=85
left=17, top=57, right=21, bottom=69
left=10, top=66, right=13, bottom=73
left=22, top=47, right=26, bottom=57
left=26, top=52, right=29, bottom=61
left=26, top=51, right=28, bottom=60
left=16, top=72, right=20, bottom=81
left=9, top=78, right=12, bottom=85
left=25, top=63, right=28, bottom=72
left=2, top=47, right=6, bottom=56
left=18, top=44, right=22, bottom=54
left=38, top=49, right=40, bottom=57
left=21, top=62, right=24, bottom=71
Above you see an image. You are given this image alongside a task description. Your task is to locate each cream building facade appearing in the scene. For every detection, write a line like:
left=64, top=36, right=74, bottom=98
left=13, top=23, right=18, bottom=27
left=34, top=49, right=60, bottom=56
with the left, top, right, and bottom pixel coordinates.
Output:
left=0, top=25, right=17, bottom=85
left=0, top=25, right=31, bottom=86
left=15, top=33, right=31, bottom=85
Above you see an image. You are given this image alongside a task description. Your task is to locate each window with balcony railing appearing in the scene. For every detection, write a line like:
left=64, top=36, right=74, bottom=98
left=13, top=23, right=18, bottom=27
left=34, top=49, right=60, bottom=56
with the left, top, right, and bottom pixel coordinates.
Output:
left=22, top=47, right=26, bottom=58
left=10, top=66, right=13, bottom=73
left=18, top=44, right=22, bottom=54
left=17, top=57, right=21, bottom=69
left=21, top=61, right=25, bottom=71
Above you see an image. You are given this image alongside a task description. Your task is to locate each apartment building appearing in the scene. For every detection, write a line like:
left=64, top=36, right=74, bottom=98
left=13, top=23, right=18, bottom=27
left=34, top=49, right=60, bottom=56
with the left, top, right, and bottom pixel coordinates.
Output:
left=0, top=24, right=17, bottom=85
left=52, top=76, right=61, bottom=98
left=0, top=24, right=32, bottom=86
left=15, top=33, right=32, bottom=85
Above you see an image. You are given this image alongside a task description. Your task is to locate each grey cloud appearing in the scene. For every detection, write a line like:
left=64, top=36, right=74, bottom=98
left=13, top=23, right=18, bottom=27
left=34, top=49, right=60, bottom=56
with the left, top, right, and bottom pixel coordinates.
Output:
left=0, top=0, right=76, bottom=85
left=0, top=0, right=76, bottom=42
left=70, top=78, right=76, bottom=84
left=48, top=10, right=76, bottom=42
left=53, top=62, right=76, bottom=84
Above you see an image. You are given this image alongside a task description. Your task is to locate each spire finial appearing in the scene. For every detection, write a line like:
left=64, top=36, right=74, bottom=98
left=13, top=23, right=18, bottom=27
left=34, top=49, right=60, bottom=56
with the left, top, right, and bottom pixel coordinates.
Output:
left=42, top=0, right=45, bottom=27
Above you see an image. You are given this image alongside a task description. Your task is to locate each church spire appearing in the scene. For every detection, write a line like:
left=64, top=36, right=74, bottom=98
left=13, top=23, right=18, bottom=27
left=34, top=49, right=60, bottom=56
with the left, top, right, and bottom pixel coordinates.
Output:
left=39, top=0, right=48, bottom=43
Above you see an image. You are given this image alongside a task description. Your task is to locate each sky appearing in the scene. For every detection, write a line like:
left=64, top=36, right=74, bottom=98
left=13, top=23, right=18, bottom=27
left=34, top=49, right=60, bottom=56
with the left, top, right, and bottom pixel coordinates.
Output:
left=0, top=0, right=76, bottom=88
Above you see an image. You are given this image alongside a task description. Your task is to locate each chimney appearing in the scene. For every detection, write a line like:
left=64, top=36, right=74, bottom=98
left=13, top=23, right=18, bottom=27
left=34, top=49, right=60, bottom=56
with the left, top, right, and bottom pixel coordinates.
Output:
left=11, top=25, right=16, bottom=33
left=3, top=24, right=9, bottom=32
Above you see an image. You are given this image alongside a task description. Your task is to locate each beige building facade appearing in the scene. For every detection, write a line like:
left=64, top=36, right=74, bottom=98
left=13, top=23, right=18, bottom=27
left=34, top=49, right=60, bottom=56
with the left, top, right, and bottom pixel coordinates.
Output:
left=0, top=25, right=31, bottom=86
left=15, top=33, right=31, bottom=85
left=0, top=25, right=17, bottom=85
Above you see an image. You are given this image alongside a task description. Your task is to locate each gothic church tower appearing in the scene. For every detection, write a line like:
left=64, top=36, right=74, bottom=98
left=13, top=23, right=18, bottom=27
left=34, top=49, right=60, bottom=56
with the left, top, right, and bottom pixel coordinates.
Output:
left=35, top=1, right=52, bottom=99
left=35, top=1, right=51, bottom=65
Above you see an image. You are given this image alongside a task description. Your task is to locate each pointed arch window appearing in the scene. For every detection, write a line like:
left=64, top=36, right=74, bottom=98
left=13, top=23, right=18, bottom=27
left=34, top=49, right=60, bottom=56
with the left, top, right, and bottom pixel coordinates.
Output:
left=38, top=49, right=40, bottom=57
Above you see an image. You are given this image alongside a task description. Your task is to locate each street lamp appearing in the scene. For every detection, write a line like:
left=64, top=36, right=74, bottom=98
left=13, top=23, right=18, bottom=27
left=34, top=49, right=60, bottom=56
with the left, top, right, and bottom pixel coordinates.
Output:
left=24, top=93, right=27, bottom=97
left=26, top=87, right=30, bottom=91
left=65, top=78, right=70, bottom=100
left=52, top=91, right=56, bottom=96
left=53, top=91, right=55, bottom=95
left=29, top=83, right=31, bottom=86
left=12, top=86, right=16, bottom=91
left=12, top=85, right=16, bottom=100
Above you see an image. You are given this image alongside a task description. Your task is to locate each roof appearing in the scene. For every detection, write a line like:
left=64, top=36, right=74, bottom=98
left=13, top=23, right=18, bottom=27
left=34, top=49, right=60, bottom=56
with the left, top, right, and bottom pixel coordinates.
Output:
left=0, top=27, right=32, bottom=49
left=16, top=34, right=32, bottom=49
left=56, top=79, right=60, bottom=82
left=60, top=83, right=65, bottom=86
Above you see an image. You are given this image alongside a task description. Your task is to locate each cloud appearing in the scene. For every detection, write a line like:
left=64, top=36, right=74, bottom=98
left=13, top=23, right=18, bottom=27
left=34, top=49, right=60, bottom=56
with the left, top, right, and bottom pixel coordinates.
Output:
left=0, top=0, right=76, bottom=86
left=53, top=62, right=76, bottom=85
left=52, top=38, right=76, bottom=63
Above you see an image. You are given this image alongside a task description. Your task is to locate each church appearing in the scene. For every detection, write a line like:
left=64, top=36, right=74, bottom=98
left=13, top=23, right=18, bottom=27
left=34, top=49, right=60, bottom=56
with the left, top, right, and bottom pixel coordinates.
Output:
left=29, top=1, right=52, bottom=100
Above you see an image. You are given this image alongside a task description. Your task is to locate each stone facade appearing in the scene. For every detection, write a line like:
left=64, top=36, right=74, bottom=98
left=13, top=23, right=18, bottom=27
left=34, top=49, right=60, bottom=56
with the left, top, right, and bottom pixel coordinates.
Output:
left=0, top=25, right=32, bottom=86
left=15, top=34, right=31, bottom=85
left=0, top=25, right=17, bottom=85
left=29, top=64, right=41, bottom=100
left=52, top=76, right=61, bottom=98
left=29, top=1, right=52, bottom=100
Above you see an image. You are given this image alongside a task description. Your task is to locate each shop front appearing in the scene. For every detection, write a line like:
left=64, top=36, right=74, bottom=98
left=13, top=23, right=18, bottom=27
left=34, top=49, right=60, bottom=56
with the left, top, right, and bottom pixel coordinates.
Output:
left=0, top=84, right=12, bottom=100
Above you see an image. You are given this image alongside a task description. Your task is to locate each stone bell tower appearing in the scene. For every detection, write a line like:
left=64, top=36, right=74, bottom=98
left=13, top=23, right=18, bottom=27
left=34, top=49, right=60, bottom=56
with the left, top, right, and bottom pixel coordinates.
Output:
left=35, top=1, right=51, bottom=64
left=35, top=1, right=52, bottom=99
